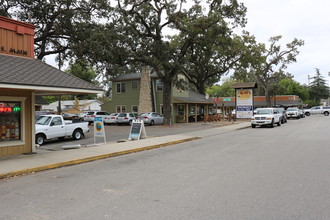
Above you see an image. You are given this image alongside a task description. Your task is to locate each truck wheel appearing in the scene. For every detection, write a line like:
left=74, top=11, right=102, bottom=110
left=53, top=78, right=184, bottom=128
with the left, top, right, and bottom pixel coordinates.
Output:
left=324, top=112, right=329, bottom=116
left=270, top=119, right=274, bottom=128
left=36, top=134, right=45, bottom=145
left=305, top=112, right=310, bottom=116
left=251, top=124, right=256, bottom=128
left=73, top=129, right=83, bottom=140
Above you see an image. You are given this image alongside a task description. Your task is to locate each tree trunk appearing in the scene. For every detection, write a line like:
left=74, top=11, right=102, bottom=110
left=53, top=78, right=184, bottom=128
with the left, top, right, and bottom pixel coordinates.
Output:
left=265, top=89, right=272, bottom=107
left=163, top=77, right=173, bottom=125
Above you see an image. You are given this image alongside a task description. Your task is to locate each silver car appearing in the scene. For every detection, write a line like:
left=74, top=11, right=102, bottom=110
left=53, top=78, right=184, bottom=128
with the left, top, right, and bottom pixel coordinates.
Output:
left=138, top=112, right=164, bottom=125
left=108, top=113, right=119, bottom=124
left=117, top=112, right=138, bottom=125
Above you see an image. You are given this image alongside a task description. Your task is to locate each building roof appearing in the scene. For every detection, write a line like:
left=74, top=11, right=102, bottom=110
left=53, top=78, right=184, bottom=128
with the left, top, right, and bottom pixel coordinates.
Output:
left=0, top=54, right=102, bottom=94
left=112, top=72, right=159, bottom=81
left=231, top=82, right=257, bottom=89
left=173, top=91, right=214, bottom=104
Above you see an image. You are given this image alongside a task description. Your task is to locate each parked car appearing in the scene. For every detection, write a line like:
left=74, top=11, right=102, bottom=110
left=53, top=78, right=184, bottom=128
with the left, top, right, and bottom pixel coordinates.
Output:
left=298, top=109, right=305, bottom=118
left=62, top=113, right=79, bottom=121
left=35, top=115, right=89, bottom=145
left=83, top=111, right=111, bottom=124
left=286, top=107, right=301, bottom=119
left=277, top=107, right=287, bottom=124
left=251, top=108, right=282, bottom=128
left=116, top=112, right=138, bottom=125
left=138, top=112, right=164, bottom=125
left=108, top=113, right=119, bottom=124
left=304, top=106, right=330, bottom=116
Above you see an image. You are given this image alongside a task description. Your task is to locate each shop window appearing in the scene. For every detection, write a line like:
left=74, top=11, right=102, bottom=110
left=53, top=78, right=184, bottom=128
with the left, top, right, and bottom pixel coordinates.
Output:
left=116, top=82, right=126, bottom=93
left=0, top=100, right=22, bottom=143
left=177, top=105, right=184, bottom=116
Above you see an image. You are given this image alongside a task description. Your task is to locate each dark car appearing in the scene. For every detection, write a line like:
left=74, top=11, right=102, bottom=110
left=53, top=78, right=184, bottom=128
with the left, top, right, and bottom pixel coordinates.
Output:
left=277, top=108, right=287, bottom=124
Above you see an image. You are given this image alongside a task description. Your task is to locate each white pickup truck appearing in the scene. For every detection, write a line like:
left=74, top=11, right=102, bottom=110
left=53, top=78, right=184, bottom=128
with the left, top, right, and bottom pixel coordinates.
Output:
left=35, top=115, right=89, bottom=145
left=251, top=108, right=282, bottom=128
left=304, top=106, right=330, bottom=116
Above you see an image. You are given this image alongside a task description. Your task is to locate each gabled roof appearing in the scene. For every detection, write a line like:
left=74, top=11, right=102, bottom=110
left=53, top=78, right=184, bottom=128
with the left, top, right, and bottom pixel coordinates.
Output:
left=0, top=54, right=102, bottom=94
left=231, top=82, right=257, bottom=89
left=173, top=91, right=214, bottom=104
left=112, top=72, right=159, bottom=81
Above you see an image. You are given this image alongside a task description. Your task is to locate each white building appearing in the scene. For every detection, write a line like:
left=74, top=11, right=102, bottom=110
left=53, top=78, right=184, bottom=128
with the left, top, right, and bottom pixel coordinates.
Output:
left=42, top=100, right=103, bottom=112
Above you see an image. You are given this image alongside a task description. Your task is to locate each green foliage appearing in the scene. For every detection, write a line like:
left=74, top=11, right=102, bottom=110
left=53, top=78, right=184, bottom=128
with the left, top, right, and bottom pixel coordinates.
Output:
left=308, top=68, right=329, bottom=103
left=206, top=80, right=235, bottom=97
left=234, top=35, right=304, bottom=106
left=277, top=78, right=309, bottom=101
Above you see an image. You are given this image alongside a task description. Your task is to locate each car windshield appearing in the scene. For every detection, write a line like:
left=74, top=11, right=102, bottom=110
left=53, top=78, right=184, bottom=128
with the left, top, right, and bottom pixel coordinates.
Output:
left=287, top=108, right=297, bottom=111
left=256, top=109, right=272, bottom=115
left=87, top=112, right=94, bottom=115
left=36, top=116, right=52, bottom=125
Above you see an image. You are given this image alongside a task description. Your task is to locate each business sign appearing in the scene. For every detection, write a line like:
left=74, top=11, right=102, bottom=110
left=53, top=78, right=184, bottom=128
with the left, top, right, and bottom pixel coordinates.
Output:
left=94, top=117, right=106, bottom=144
left=128, top=120, right=147, bottom=140
left=236, top=89, right=253, bottom=119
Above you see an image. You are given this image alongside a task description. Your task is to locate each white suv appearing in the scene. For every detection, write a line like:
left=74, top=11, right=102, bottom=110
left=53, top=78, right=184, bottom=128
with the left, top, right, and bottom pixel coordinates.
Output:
left=251, top=108, right=281, bottom=128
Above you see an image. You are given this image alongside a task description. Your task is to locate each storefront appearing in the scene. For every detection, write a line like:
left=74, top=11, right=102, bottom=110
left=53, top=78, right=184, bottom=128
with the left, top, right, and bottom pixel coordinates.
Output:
left=0, top=16, right=102, bottom=157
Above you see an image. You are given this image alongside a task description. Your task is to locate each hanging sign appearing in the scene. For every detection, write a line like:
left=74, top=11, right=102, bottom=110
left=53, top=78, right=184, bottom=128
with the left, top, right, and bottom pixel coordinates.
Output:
left=94, top=117, right=106, bottom=144
left=128, top=120, right=147, bottom=140
left=236, top=88, right=253, bottom=119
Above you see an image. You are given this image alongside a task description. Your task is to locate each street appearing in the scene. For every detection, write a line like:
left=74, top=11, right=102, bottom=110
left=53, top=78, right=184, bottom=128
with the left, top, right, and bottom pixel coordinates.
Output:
left=1, top=116, right=330, bottom=219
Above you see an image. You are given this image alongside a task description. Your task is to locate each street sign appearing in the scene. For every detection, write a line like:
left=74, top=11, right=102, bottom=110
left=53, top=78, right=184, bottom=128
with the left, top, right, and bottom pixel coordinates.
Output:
left=94, top=117, right=106, bottom=144
left=128, top=120, right=147, bottom=140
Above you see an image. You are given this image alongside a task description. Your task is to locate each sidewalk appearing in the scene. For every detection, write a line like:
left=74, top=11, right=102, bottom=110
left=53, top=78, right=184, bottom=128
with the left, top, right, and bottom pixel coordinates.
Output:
left=0, top=121, right=251, bottom=179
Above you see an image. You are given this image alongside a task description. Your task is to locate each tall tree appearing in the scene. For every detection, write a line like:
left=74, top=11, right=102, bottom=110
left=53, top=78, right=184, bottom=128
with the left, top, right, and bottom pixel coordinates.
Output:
left=235, top=35, right=304, bottom=106
left=0, top=0, right=109, bottom=60
left=99, top=0, right=247, bottom=125
left=308, top=68, right=329, bottom=104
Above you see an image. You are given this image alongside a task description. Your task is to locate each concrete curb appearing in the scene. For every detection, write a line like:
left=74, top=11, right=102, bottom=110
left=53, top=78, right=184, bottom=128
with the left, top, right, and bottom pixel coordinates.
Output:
left=0, top=137, right=199, bottom=179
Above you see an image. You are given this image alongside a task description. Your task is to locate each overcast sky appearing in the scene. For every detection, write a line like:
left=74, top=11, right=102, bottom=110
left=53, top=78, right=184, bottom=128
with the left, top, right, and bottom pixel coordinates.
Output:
left=46, top=0, right=330, bottom=85
left=241, top=0, right=330, bottom=85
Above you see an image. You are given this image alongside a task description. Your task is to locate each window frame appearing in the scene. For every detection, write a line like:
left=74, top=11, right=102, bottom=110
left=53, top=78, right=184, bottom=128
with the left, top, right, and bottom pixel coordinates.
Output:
left=0, top=96, right=26, bottom=148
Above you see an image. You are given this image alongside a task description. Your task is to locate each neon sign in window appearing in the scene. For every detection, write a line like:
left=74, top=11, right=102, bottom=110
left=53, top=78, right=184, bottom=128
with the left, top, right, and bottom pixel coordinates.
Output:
left=0, top=102, right=21, bottom=142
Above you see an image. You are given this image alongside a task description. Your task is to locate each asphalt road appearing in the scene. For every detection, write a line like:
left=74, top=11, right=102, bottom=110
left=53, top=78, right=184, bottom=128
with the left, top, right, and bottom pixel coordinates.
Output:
left=1, top=115, right=330, bottom=219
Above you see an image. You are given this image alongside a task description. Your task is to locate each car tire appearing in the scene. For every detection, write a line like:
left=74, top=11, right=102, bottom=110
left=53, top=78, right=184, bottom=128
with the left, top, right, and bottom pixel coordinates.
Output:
left=72, top=129, right=83, bottom=140
left=251, top=124, right=256, bottom=128
left=149, top=120, right=154, bottom=126
left=129, top=120, right=132, bottom=126
left=277, top=120, right=281, bottom=126
left=36, top=134, right=45, bottom=145
left=270, top=119, right=274, bottom=128
left=305, top=112, right=310, bottom=116
left=324, top=112, right=329, bottom=116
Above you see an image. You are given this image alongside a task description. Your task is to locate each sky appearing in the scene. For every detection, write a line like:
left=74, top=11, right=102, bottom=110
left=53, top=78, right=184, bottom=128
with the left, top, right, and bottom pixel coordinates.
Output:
left=241, top=0, right=330, bottom=85
left=45, top=0, right=330, bottom=85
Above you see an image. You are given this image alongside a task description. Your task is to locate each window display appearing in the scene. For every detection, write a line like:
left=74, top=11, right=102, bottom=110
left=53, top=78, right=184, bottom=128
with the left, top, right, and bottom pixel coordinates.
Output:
left=0, top=101, right=21, bottom=142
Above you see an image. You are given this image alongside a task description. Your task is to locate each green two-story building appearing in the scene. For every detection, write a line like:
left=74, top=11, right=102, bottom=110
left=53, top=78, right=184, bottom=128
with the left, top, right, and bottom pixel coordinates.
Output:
left=101, top=68, right=214, bottom=123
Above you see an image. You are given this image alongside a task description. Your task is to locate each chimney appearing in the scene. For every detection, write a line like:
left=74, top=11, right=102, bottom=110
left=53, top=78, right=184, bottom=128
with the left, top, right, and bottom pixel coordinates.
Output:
left=138, top=66, right=153, bottom=114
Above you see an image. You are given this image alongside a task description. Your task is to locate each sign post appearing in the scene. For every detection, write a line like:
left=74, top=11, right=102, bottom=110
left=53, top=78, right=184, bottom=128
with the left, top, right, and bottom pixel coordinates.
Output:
left=94, top=117, right=106, bottom=144
left=128, top=119, right=147, bottom=140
